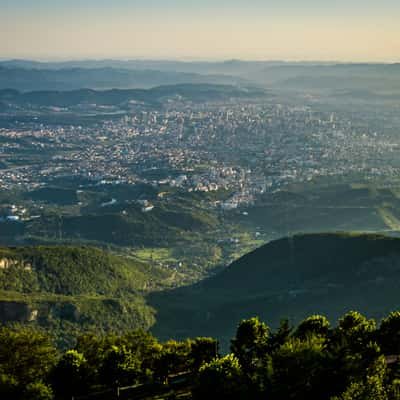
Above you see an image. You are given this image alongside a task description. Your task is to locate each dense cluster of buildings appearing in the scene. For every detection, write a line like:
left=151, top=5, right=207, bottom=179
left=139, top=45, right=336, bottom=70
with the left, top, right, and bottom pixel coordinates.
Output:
left=0, top=99, right=399, bottom=211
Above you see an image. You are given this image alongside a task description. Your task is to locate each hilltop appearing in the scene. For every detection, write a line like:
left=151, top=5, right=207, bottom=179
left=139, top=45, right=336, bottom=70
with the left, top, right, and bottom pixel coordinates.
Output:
left=150, top=232, right=400, bottom=346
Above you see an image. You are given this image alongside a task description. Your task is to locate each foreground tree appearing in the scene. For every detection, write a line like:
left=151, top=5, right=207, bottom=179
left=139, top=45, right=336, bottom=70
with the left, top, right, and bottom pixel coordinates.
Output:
left=231, top=317, right=269, bottom=371
left=153, top=340, right=192, bottom=382
left=334, top=311, right=376, bottom=352
left=192, top=354, right=248, bottom=400
left=0, top=328, right=56, bottom=387
left=331, top=356, right=389, bottom=400
left=51, top=350, right=90, bottom=398
left=378, top=312, right=400, bottom=355
left=0, top=327, right=56, bottom=399
left=272, top=335, right=327, bottom=399
left=294, top=315, right=330, bottom=340
left=266, top=319, right=292, bottom=352
left=99, top=345, right=141, bottom=387
left=22, top=382, right=54, bottom=400
left=189, top=337, right=219, bottom=371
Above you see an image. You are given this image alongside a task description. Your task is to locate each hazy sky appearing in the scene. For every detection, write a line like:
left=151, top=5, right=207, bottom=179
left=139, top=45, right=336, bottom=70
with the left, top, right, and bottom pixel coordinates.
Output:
left=1, top=0, right=400, bottom=61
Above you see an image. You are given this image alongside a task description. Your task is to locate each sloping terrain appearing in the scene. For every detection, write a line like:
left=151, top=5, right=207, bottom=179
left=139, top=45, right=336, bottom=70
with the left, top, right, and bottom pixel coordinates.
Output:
left=149, top=233, right=400, bottom=347
left=2, top=233, right=400, bottom=350
left=231, top=184, right=400, bottom=236
left=0, top=246, right=170, bottom=347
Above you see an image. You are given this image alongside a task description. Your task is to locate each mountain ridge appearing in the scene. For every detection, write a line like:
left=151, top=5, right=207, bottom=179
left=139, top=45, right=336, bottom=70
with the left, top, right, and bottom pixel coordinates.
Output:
left=149, top=232, right=400, bottom=346
left=0, top=84, right=266, bottom=107
left=0, top=65, right=248, bottom=91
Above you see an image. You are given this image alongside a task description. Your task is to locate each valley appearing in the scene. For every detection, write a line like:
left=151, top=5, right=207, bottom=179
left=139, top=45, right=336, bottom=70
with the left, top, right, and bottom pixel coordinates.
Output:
left=1, top=68, right=400, bottom=353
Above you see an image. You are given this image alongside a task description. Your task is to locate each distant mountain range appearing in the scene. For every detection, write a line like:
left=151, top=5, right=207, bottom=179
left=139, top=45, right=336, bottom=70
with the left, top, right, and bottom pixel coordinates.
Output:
left=0, top=65, right=248, bottom=91
left=150, top=232, right=400, bottom=347
left=0, top=59, right=325, bottom=74
left=1, top=59, right=400, bottom=92
left=0, top=84, right=266, bottom=108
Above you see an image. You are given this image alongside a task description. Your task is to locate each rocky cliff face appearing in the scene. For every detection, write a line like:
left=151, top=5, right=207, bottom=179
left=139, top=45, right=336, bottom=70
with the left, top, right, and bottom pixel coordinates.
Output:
left=0, top=258, right=32, bottom=271
left=0, top=301, right=38, bottom=322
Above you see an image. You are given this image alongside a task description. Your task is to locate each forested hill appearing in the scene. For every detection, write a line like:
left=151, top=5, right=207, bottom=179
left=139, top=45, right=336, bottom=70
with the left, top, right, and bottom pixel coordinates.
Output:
left=150, top=233, right=400, bottom=345
left=0, top=246, right=170, bottom=347
left=3, top=233, right=400, bottom=349
left=206, top=233, right=400, bottom=293
left=0, top=246, right=171, bottom=295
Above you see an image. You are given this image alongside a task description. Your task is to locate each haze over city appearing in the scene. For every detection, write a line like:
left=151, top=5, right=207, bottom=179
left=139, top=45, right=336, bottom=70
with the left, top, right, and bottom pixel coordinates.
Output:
left=1, top=0, right=400, bottom=61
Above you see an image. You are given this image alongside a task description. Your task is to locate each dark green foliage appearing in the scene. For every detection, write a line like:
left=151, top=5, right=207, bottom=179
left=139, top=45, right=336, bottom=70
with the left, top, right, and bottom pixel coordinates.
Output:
left=0, top=245, right=165, bottom=296
left=2, top=311, right=400, bottom=400
left=22, top=382, right=54, bottom=400
left=294, top=315, right=330, bottom=340
left=25, top=188, right=78, bottom=206
left=0, top=261, right=39, bottom=293
left=322, top=313, right=381, bottom=398
left=332, top=357, right=389, bottom=400
left=334, top=311, right=376, bottom=352
left=25, top=197, right=218, bottom=247
left=378, top=312, right=400, bottom=355
left=99, top=345, right=141, bottom=387
left=0, top=328, right=57, bottom=399
left=230, top=318, right=273, bottom=398
left=267, top=319, right=293, bottom=352
left=272, top=336, right=328, bottom=400
left=150, top=232, right=400, bottom=347
left=211, top=233, right=400, bottom=295
left=193, top=354, right=248, bottom=400
left=231, top=317, right=269, bottom=372
left=73, top=330, right=161, bottom=388
left=51, top=350, right=90, bottom=398
left=0, top=245, right=166, bottom=347
left=190, top=337, right=219, bottom=370
left=0, top=373, right=18, bottom=397
left=153, top=340, right=192, bottom=381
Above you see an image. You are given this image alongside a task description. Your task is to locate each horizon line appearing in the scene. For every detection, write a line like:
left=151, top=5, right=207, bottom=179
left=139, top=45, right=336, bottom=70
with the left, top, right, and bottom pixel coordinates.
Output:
left=1, top=57, right=400, bottom=65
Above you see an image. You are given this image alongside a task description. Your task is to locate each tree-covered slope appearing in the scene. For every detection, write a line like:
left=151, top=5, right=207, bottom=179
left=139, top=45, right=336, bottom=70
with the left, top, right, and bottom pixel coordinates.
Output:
left=149, top=233, right=400, bottom=346
left=0, top=246, right=168, bottom=295
left=0, top=246, right=170, bottom=346
left=205, top=233, right=400, bottom=294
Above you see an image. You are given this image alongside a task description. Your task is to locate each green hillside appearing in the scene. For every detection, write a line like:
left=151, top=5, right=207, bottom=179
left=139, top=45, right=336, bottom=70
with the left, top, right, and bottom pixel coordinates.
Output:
left=5, top=187, right=220, bottom=248
left=0, top=246, right=171, bottom=347
left=4, top=232, right=400, bottom=350
left=231, top=184, right=400, bottom=236
left=149, top=233, right=400, bottom=347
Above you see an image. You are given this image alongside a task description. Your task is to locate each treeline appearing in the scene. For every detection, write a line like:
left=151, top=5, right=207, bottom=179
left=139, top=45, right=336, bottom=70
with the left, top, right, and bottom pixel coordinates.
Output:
left=2, top=311, right=400, bottom=399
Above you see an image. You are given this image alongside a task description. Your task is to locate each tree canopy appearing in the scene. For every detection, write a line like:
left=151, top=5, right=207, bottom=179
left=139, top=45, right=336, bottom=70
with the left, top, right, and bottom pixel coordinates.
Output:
left=2, top=311, right=400, bottom=399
